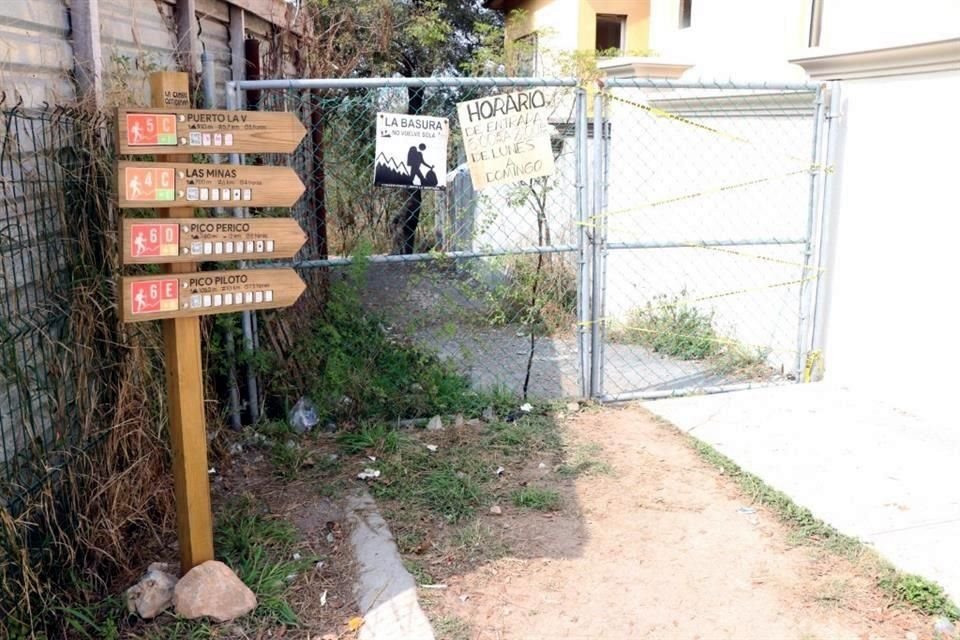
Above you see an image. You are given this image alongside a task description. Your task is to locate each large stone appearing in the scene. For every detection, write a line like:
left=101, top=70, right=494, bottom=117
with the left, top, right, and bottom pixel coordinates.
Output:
left=126, top=567, right=178, bottom=619
left=173, top=560, right=257, bottom=622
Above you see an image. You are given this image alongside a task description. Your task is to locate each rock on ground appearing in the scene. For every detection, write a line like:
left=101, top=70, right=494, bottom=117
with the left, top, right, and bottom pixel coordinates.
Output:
left=126, top=566, right=178, bottom=619
left=173, top=560, right=257, bottom=622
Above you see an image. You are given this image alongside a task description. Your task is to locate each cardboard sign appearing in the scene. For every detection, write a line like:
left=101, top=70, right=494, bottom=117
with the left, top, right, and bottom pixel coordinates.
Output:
left=118, top=161, right=305, bottom=209
left=123, top=217, right=307, bottom=264
left=374, top=113, right=448, bottom=190
left=118, top=108, right=307, bottom=154
left=122, top=268, right=306, bottom=323
left=456, top=89, right=556, bottom=190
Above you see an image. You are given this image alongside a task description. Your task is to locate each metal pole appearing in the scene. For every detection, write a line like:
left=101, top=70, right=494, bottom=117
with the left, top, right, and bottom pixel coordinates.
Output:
left=203, top=53, right=243, bottom=430
left=808, top=82, right=843, bottom=379
left=598, top=102, right=611, bottom=399
left=795, top=84, right=826, bottom=380
left=574, top=87, right=590, bottom=398
left=225, top=82, right=260, bottom=424
left=237, top=77, right=579, bottom=91
left=589, top=91, right=605, bottom=398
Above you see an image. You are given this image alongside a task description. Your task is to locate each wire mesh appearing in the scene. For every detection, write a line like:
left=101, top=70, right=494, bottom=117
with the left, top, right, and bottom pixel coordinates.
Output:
left=0, top=106, right=82, bottom=484
left=595, top=81, right=823, bottom=400
left=241, top=79, right=587, bottom=399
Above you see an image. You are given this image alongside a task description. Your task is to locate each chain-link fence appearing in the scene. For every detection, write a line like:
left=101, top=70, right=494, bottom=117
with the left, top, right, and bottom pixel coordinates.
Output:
left=236, top=78, right=592, bottom=400
left=593, top=78, right=827, bottom=400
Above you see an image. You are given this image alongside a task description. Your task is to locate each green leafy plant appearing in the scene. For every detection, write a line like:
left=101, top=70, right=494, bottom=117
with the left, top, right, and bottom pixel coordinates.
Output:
left=511, top=487, right=561, bottom=511
left=621, top=292, right=720, bottom=360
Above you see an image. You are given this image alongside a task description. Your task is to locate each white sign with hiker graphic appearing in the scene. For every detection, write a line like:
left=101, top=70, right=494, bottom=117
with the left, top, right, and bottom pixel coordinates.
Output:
left=374, top=113, right=449, bottom=190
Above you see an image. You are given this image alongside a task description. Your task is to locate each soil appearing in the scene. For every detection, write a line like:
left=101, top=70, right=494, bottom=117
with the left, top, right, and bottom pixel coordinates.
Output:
left=420, top=405, right=933, bottom=640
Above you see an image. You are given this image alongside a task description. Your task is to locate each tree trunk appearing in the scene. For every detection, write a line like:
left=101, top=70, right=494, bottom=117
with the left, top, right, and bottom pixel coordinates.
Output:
left=393, top=84, right=426, bottom=254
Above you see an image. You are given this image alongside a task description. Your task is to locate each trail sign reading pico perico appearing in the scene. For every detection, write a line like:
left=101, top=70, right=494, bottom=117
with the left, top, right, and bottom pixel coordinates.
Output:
left=122, top=268, right=306, bottom=323
left=123, top=218, right=307, bottom=264
left=118, top=108, right=307, bottom=154
left=118, top=161, right=305, bottom=209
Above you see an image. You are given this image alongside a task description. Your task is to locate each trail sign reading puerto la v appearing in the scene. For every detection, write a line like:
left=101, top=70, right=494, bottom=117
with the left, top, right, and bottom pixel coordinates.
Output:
left=118, top=161, right=305, bottom=209
left=456, top=89, right=555, bottom=190
left=374, top=113, right=448, bottom=190
left=123, top=218, right=307, bottom=264
left=122, top=268, right=306, bottom=323
left=118, top=108, right=307, bottom=154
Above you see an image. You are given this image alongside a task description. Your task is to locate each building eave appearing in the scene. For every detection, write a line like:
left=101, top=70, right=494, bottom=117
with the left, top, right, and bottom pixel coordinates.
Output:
left=790, top=38, right=960, bottom=80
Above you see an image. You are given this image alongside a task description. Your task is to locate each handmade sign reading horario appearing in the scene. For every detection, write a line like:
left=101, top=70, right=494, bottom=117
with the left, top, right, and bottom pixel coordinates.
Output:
left=118, top=108, right=307, bottom=154
left=374, top=113, right=449, bottom=190
left=122, top=218, right=307, bottom=264
left=456, top=89, right=555, bottom=190
left=118, top=161, right=305, bottom=208
left=122, top=268, right=306, bottom=323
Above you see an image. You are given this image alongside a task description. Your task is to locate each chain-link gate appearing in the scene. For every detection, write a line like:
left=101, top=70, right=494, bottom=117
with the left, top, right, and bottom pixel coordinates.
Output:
left=591, top=78, right=829, bottom=400
left=230, top=78, right=592, bottom=400
left=226, top=76, right=829, bottom=402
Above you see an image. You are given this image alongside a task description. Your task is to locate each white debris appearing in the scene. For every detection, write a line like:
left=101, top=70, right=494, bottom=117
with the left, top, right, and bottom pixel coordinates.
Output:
left=520, top=403, right=533, bottom=412
left=357, top=468, right=381, bottom=480
left=495, top=466, right=505, bottom=477
left=320, top=590, right=328, bottom=606
left=426, top=444, right=439, bottom=452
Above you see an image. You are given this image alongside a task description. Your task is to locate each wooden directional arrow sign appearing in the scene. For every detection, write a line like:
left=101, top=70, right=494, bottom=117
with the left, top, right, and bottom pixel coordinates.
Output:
left=118, top=161, right=305, bottom=209
left=117, top=108, right=307, bottom=154
left=121, top=268, right=306, bottom=323
left=122, top=217, right=307, bottom=264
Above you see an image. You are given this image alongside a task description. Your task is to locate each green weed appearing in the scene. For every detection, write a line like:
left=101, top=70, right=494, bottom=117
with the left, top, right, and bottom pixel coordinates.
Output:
left=337, top=422, right=403, bottom=456
left=618, top=293, right=719, bottom=359
left=511, top=487, right=561, bottom=511
left=433, top=615, right=472, bottom=640
left=879, top=571, right=960, bottom=619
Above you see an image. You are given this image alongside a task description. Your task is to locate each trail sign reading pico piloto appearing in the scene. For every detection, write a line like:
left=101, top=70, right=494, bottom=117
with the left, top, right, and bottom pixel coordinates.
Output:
left=118, top=161, right=305, bottom=209
left=118, top=108, right=307, bottom=154
left=122, top=268, right=306, bottom=323
left=374, top=113, right=448, bottom=190
left=456, top=89, right=556, bottom=190
left=123, top=218, right=307, bottom=264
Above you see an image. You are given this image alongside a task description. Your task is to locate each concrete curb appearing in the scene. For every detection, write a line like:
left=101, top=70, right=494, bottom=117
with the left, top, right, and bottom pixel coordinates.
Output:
left=346, top=490, right=435, bottom=640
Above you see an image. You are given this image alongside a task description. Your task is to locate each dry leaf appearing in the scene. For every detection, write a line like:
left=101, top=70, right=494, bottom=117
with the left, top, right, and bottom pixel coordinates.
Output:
left=347, top=616, right=365, bottom=632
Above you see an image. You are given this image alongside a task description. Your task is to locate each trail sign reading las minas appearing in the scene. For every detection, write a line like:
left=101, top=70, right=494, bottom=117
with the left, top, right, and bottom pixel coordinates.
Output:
left=122, top=268, right=306, bottom=323
left=118, top=161, right=305, bottom=209
left=118, top=108, right=307, bottom=154
left=123, top=218, right=307, bottom=264
left=456, top=89, right=555, bottom=190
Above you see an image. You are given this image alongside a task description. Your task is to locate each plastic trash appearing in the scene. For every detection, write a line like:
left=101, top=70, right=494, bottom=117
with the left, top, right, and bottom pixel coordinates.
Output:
left=288, top=397, right=320, bottom=433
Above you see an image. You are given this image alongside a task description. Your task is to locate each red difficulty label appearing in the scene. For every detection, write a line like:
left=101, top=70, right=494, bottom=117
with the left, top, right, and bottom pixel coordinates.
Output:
left=129, top=279, right=179, bottom=315
left=129, top=223, right=179, bottom=258
left=126, top=113, right=177, bottom=146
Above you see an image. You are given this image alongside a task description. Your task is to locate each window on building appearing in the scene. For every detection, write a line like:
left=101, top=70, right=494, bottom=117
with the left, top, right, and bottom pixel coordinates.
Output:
left=596, top=14, right=626, bottom=53
left=515, top=33, right=539, bottom=75
left=679, top=0, right=693, bottom=28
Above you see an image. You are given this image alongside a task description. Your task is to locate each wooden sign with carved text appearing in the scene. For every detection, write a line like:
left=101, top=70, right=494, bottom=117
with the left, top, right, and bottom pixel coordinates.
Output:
left=121, top=268, right=306, bottom=323
left=117, top=161, right=305, bottom=209
left=122, top=218, right=307, bottom=264
left=117, top=108, right=307, bottom=154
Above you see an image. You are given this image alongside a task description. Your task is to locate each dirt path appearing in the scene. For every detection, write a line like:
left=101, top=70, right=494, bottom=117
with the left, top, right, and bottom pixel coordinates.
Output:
left=425, top=405, right=929, bottom=639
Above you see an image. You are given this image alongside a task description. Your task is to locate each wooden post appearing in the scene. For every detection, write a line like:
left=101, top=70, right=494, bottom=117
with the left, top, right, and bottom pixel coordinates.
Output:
left=150, top=71, right=214, bottom=574
left=71, top=0, right=104, bottom=105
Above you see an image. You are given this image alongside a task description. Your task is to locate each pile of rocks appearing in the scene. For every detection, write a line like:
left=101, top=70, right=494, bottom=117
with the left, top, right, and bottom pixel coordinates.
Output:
left=126, top=560, right=257, bottom=622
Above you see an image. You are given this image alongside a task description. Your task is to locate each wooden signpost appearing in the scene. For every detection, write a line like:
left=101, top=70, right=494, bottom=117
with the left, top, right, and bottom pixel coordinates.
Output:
left=117, top=107, right=307, bottom=154
left=120, top=72, right=308, bottom=574
left=122, top=218, right=307, bottom=264
left=117, top=161, right=305, bottom=209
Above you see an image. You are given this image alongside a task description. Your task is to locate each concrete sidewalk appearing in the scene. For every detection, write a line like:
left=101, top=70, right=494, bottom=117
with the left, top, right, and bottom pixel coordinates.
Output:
left=644, top=383, right=960, bottom=601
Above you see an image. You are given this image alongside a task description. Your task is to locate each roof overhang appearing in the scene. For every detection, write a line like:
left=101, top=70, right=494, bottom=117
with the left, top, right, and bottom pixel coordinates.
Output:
left=790, top=38, right=960, bottom=80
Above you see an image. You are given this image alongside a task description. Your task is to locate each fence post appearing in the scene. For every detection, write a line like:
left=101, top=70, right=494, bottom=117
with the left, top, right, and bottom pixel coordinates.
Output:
left=589, top=89, right=606, bottom=399
left=575, top=87, right=590, bottom=398
left=225, top=82, right=260, bottom=423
